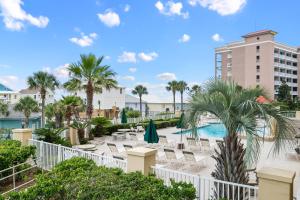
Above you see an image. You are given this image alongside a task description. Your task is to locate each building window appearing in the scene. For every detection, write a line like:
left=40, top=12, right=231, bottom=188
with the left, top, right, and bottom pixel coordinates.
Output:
left=286, top=61, right=291, bottom=66
left=120, top=88, right=123, bottom=94
left=286, top=52, right=291, bottom=57
left=34, top=95, right=36, bottom=99
left=256, top=56, right=260, bottom=63
left=256, top=75, right=260, bottom=82
left=293, top=54, right=298, bottom=59
left=14, top=95, right=17, bottom=99
left=280, top=50, right=285, bottom=55
left=293, top=62, right=297, bottom=67
left=256, top=65, right=260, bottom=72
left=256, top=46, right=260, bottom=53
left=274, top=49, right=279, bottom=54
left=293, top=79, right=298, bottom=83
left=274, top=58, right=279, bottom=63
left=293, top=70, right=298, bottom=75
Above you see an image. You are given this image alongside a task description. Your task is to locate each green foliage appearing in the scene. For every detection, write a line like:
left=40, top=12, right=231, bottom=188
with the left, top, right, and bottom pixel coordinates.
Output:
left=0, top=101, right=9, bottom=116
left=70, top=120, right=90, bottom=144
left=277, top=81, right=291, bottom=102
left=34, top=128, right=71, bottom=147
left=126, top=110, right=140, bottom=118
left=0, top=128, right=12, bottom=140
left=91, top=117, right=112, bottom=137
left=8, top=157, right=196, bottom=200
left=0, top=140, right=35, bottom=171
left=14, top=96, right=39, bottom=128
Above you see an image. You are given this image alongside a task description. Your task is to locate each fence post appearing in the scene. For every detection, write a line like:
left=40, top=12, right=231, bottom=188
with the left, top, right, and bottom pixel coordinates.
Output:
left=257, top=167, right=295, bottom=200
left=12, top=165, right=15, bottom=191
left=126, top=147, right=157, bottom=175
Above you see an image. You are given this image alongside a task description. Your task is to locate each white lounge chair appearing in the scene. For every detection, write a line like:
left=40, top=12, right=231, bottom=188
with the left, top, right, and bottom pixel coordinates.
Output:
left=107, top=143, right=126, bottom=158
left=136, top=126, right=145, bottom=132
left=159, top=135, right=175, bottom=148
left=123, top=144, right=133, bottom=151
left=163, top=148, right=184, bottom=170
left=200, top=138, right=211, bottom=152
left=186, top=137, right=201, bottom=152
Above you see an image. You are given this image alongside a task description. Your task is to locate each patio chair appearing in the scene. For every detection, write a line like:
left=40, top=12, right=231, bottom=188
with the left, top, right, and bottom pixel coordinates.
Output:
left=200, top=138, right=211, bottom=152
left=107, top=143, right=126, bottom=158
left=129, top=133, right=146, bottom=146
left=123, top=144, right=133, bottom=151
left=136, top=125, right=145, bottom=132
left=163, top=148, right=184, bottom=170
left=181, top=151, right=207, bottom=173
left=159, top=135, right=175, bottom=148
left=186, top=137, right=200, bottom=152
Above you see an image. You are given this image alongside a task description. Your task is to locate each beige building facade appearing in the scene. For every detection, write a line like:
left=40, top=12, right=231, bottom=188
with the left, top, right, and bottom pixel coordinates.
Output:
left=215, top=30, right=300, bottom=99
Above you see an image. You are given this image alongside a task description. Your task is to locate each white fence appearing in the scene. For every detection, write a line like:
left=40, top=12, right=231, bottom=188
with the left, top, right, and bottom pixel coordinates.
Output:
left=152, top=166, right=258, bottom=200
left=29, top=139, right=127, bottom=172
left=127, top=113, right=176, bottom=124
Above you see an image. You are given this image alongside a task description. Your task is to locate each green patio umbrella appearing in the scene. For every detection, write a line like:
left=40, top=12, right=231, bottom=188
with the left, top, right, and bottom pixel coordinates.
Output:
left=121, top=109, right=127, bottom=124
left=144, top=119, right=159, bottom=143
left=177, top=113, right=185, bottom=144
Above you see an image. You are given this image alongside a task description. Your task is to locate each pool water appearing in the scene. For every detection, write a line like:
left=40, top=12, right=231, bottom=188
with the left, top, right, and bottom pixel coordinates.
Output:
left=177, top=123, right=269, bottom=138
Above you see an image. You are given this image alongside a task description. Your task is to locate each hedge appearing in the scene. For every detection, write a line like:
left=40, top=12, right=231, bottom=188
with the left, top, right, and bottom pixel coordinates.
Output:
left=7, top=157, right=196, bottom=200
left=0, top=140, right=36, bottom=171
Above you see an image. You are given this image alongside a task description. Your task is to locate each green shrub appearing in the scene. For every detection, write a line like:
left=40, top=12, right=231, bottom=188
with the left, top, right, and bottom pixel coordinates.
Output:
left=8, top=157, right=196, bottom=200
left=91, top=117, right=112, bottom=137
left=34, top=128, right=71, bottom=147
left=0, top=140, right=35, bottom=171
left=126, top=110, right=140, bottom=118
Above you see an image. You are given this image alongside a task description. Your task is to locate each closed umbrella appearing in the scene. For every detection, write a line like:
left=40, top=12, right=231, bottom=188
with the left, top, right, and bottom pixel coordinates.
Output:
left=121, top=109, right=127, bottom=124
left=144, top=119, right=159, bottom=143
left=177, top=113, right=185, bottom=149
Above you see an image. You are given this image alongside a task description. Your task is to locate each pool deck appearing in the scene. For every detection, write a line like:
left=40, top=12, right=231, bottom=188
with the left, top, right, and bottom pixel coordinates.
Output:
left=90, top=126, right=300, bottom=197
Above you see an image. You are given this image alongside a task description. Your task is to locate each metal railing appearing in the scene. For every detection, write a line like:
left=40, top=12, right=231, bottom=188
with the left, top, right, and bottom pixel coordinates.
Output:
left=151, top=166, right=258, bottom=200
left=29, top=139, right=127, bottom=172
left=0, top=159, right=39, bottom=195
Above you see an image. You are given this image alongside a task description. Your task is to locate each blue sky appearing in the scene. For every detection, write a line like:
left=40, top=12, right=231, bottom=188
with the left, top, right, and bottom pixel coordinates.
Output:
left=0, top=0, right=300, bottom=102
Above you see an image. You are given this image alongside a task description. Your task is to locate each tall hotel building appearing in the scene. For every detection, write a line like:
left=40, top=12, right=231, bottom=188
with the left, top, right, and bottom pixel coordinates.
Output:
left=215, top=30, right=300, bottom=99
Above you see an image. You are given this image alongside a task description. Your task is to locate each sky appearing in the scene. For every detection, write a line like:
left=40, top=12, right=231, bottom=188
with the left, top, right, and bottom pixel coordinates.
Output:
left=0, top=0, right=300, bottom=102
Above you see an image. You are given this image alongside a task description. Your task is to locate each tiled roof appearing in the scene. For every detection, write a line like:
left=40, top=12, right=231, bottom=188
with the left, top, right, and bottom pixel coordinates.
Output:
left=19, top=88, right=40, bottom=94
left=242, top=30, right=277, bottom=38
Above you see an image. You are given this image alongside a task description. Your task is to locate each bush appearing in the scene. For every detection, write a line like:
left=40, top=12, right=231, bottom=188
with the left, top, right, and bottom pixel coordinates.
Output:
left=0, top=140, right=35, bottom=171
left=34, top=128, right=71, bottom=147
left=126, top=110, right=140, bottom=118
left=8, top=157, right=196, bottom=200
left=91, top=117, right=112, bottom=137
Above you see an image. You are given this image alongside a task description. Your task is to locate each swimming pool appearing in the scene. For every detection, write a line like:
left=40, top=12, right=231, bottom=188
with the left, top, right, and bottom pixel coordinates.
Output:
left=177, top=123, right=270, bottom=138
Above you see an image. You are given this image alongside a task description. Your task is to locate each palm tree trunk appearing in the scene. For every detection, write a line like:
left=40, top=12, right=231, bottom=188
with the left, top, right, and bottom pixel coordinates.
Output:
left=139, top=96, right=142, bottom=117
left=173, top=91, right=176, bottom=114
left=86, top=81, right=94, bottom=139
left=180, top=92, right=183, bottom=113
left=40, top=89, right=46, bottom=128
left=25, top=115, right=29, bottom=128
left=211, top=133, right=249, bottom=199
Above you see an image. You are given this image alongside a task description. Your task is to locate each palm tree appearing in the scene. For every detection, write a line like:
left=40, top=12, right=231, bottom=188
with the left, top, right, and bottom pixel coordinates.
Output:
left=177, top=81, right=188, bottom=113
left=0, top=101, right=9, bottom=116
left=45, top=102, right=65, bottom=128
left=64, top=54, right=117, bottom=138
left=132, top=85, right=148, bottom=115
left=190, top=84, right=202, bottom=95
left=27, top=71, right=59, bottom=128
left=14, top=97, right=39, bottom=128
left=188, top=80, right=295, bottom=192
left=61, top=96, right=84, bottom=127
left=166, top=81, right=178, bottom=114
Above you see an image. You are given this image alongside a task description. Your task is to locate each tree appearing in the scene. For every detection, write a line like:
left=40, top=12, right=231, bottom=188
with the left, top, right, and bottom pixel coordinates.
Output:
left=189, top=84, right=202, bottom=95
left=61, top=96, right=84, bottom=127
left=166, top=81, right=178, bottom=114
left=64, top=54, right=117, bottom=139
left=27, top=71, right=59, bottom=128
left=45, top=102, right=65, bottom=128
left=14, top=97, right=39, bottom=128
left=177, top=81, right=188, bottom=113
left=277, top=80, right=291, bottom=102
left=132, top=85, right=148, bottom=115
left=188, top=80, right=294, bottom=194
left=0, top=101, right=9, bottom=116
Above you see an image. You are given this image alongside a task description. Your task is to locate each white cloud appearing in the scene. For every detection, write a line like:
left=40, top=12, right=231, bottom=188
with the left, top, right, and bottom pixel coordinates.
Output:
left=118, top=51, right=137, bottom=63
left=212, top=33, right=223, bottom=42
left=54, top=64, right=69, bottom=78
left=0, top=75, right=24, bottom=90
left=157, top=72, right=177, bottom=81
left=129, top=67, right=137, bottom=73
left=97, top=10, right=120, bottom=27
left=124, top=4, right=130, bottom=12
left=138, top=52, right=158, bottom=62
left=104, top=56, right=111, bottom=60
left=178, top=34, right=190, bottom=43
left=155, top=1, right=189, bottom=19
left=0, top=0, right=49, bottom=31
left=122, top=75, right=135, bottom=81
left=69, top=32, right=97, bottom=47
left=188, top=0, right=246, bottom=16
